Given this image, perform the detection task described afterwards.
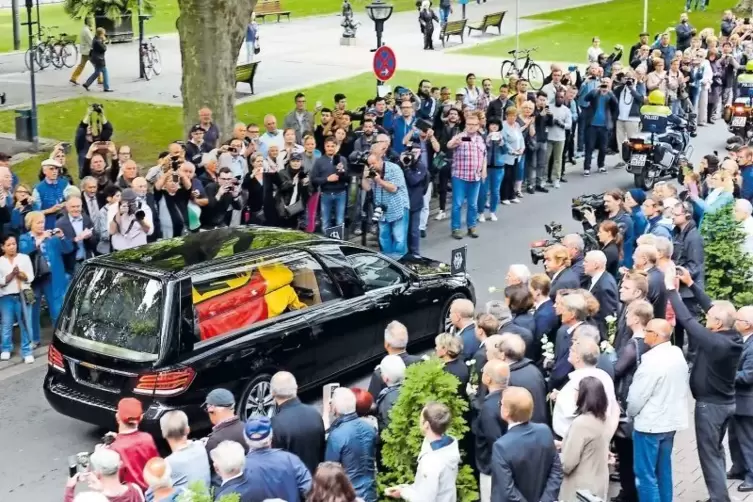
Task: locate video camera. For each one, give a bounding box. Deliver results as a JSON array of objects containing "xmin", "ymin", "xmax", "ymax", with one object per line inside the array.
[
  {"xmin": 571, "ymin": 193, "xmax": 607, "ymax": 223},
  {"xmin": 399, "ymin": 151, "xmax": 416, "ymax": 168},
  {"xmin": 352, "ymin": 150, "xmax": 369, "ymax": 167},
  {"xmin": 530, "ymin": 222, "xmax": 565, "ymax": 265}
]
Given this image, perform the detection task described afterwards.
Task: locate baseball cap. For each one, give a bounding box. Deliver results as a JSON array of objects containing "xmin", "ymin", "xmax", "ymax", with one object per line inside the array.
[
  {"xmin": 121, "ymin": 188, "xmax": 137, "ymax": 202},
  {"xmin": 455, "ymin": 88, "xmax": 466, "ymax": 96},
  {"xmin": 203, "ymin": 388, "xmax": 235, "ymax": 408},
  {"xmin": 289, "ymin": 152, "xmax": 303, "ymax": 162},
  {"xmin": 365, "ymin": 108, "xmax": 377, "ymax": 116},
  {"xmin": 116, "ymin": 397, "xmax": 143, "ymax": 424},
  {"xmin": 245, "ymin": 417, "xmax": 272, "ymax": 441},
  {"xmin": 190, "ymin": 124, "xmax": 205, "ymax": 134}
]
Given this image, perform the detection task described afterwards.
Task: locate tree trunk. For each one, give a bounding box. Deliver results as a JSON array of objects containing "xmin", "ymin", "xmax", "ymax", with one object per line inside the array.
[
  {"xmin": 737, "ymin": 0, "xmax": 753, "ymax": 16},
  {"xmin": 176, "ymin": 0, "xmax": 256, "ymax": 140}
]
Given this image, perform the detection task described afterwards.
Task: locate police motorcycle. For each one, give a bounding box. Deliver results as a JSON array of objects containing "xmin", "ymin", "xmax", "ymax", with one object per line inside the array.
[
  {"xmin": 723, "ymin": 63, "xmax": 753, "ymax": 144},
  {"xmin": 623, "ymin": 90, "xmax": 694, "ymax": 190}
]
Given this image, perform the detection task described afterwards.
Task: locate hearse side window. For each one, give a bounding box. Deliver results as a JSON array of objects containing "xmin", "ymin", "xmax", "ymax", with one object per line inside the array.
[
  {"xmin": 190, "ymin": 252, "xmax": 340, "ymax": 342},
  {"xmin": 340, "ymin": 247, "xmax": 405, "ymax": 292},
  {"xmin": 57, "ymin": 267, "xmax": 163, "ymax": 362}
]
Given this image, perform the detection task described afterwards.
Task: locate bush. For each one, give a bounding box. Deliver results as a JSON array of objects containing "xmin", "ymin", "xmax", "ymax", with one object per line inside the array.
[
  {"xmin": 177, "ymin": 481, "xmax": 240, "ymax": 502},
  {"xmin": 376, "ymin": 358, "xmax": 479, "ymax": 502},
  {"xmin": 700, "ymin": 202, "xmax": 753, "ymax": 307}
]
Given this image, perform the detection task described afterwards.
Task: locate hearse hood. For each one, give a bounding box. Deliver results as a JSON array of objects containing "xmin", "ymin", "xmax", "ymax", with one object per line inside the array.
[{"xmin": 399, "ymin": 255, "xmax": 453, "ymax": 277}]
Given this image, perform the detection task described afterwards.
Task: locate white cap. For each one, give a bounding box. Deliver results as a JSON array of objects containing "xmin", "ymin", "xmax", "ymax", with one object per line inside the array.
[
  {"xmin": 455, "ymin": 88, "xmax": 466, "ymax": 96},
  {"xmin": 41, "ymin": 159, "xmax": 62, "ymax": 168}
]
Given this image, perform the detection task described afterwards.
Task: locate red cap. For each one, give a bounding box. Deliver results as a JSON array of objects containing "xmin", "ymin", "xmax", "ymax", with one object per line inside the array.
[{"xmin": 117, "ymin": 398, "xmax": 143, "ymax": 424}]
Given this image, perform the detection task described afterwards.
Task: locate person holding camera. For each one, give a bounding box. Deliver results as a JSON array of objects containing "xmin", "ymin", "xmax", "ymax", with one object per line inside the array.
[
  {"xmin": 218, "ymin": 138, "xmax": 249, "ymax": 180},
  {"xmin": 75, "ymin": 104, "xmax": 114, "ymax": 175},
  {"xmin": 546, "ymin": 89, "xmax": 573, "ymax": 188},
  {"xmin": 82, "ymin": 140, "xmax": 119, "ymax": 201},
  {"xmin": 613, "ymin": 69, "xmax": 647, "ymax": 168},
  {"xmin": 201, "ymin": 167, "xmax": 244, "ymax": 229},
  {"xmin": 108, "ymin": 189, "xmax": 153, "ymax": 251},
  {"xmin": 400, "ymin": 142, "xmax": 429, "ymax": 257},
  {"xmin": 64, "ymin": 449, "xmax": 144, "ymax": 502},
  {"xmin": 32, "ymin": 159, "xmax": 71, "ymax": 231},
  {"xmin": 9, "ymin": 183, "xmax": 33, "ymax": 235},
  {"xmin": 581, "ymin": 77, "xmax": 618, "ymax": 175},
  {"xmin": 361, "ymin": 153, "xmax": 410, "ymax": 258},
  {"xmin": 312, "ymin": 136, "xmax": 350, "ymax": 231}
]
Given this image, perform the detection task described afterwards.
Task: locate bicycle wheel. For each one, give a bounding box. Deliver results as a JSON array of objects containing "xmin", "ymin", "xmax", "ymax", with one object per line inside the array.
[
  {"xmin": 501, "ymin": 60, "xmax": 518, "ymax": 79},
  {"xmin": 526, "ymin": 63, "xmax": 546, "ymax": 90},
  {"xmin": 50, "ymin": 44, "xmax": 64, "ymax": 69},
  {"xmin": 150, "ymin": 47, "xmax": 162, "ymax": 76},
  {"xmin": 25, "ymin": 48, "xmax": 35, "ymax": 71},
  {"xmin": 35, "ymin": 44, "xmax": 50, "ymax": 70},
  {"xmin": 141, "ymin": 52, "xmax": 154, "ymax": 81},
  {"xmin": 61, "ymin": 42, "xmax": 78, "ymax": 68}
]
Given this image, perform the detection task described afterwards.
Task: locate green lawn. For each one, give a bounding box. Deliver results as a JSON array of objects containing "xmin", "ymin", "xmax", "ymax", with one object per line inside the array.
[
  {"xmin": 457, "ymin": 0, "xmax": 728, "ymax": 62},
  {"xmin": 0, "ymin": 0, "xmax": 418, "ymax": 53},
  {"xmin": 0, "ymin": 69, "xmax": 491, "ymax": 185}
]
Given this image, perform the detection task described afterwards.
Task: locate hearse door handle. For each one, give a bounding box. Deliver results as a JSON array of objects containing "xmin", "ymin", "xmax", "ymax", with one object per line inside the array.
[
  {"xmin": 375, "ymin": 300, "xmax": 390, "ymax": 309},
  {"xmin": 311, "ymin": 325, "xmax": 323, "ymax": 339}
]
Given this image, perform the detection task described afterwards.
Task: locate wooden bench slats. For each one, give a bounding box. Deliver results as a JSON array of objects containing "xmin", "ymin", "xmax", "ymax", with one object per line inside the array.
[
  {"xmin": 440, "ymin": 19, "xmax": 467, "ymax": 47},
  {"xmin": 467, "ymin": 11, "xmax": 506, "ymax": 36},
  {"xmin": 255, "ymin": 1, "xmax": 291, "ymax": 22},
  {"xmin": 235, "ymin": 61, "xmax": 261, "ymax": 94}
]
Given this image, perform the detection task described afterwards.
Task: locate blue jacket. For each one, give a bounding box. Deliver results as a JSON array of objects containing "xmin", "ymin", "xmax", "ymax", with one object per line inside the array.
[
  {"xmin": 651, "ymin": 41, "xmax": 677, "ymax": 68},
  {"xmin": 630, "ymin": 206, "xmax": 648, "ymax": 237},
  {"xmin": 742, "ymin": 165, "xmax": 753, "ymax": 202},
  {"xmin": 646, "ymin": 215, "xmax": 673, "ymax": 239},
  {"xmin": 242, "ymin": 448, "xmax": 312, "ymax": 502},
  {"xmin": 391, "ymin": 116, "xmax": 417, "ymax": 154},
  {"xmin": 325, "ymin": 413, "xmax": 378, "ymax": 502},
  {"xmin": 458, "ymin": 323, "xmax": 480, "ymax": 361},
  {"xmin": 693, "ymin": 190, "xmax": 734, "ymax": 227},
  {"xmin": 19, "ymin": 233, "xmax": 73, "ymax": 301},
  {"xmin": 533, "ymin": 299, "xmax": 558, "ymax": 340},
  {"xmin": 32, "ymin": 179, "xmax": 70, "ymax": 229},
  {"xmin": 404, "ymin": 160, "xmax": 429, "ymax": 212},
  {"xmin": 214, "ymin": 473, "xmax": 258, "ymax": 502}
]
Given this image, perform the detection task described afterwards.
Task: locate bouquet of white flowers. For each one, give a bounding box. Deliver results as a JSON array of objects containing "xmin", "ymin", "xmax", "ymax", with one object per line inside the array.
[{"xmin": 541, "ymin": 334, "xmax": 555, "ymax": 370}]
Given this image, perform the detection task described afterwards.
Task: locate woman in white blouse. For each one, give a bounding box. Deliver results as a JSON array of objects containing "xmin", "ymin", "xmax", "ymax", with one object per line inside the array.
[{"xmin": 0, "ymin": 234, "xmax": 35, "ymax": 363}]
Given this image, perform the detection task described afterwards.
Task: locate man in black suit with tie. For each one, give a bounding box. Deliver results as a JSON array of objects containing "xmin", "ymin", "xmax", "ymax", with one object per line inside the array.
[
  {"xmin": 531, "ymin": 273, "xmax": 559, "ymax": 341},
  {"xmin": 633, "ymin": 244, "xmax": 667, "ymax": 319},
  {"xmin": 451, "ymin": 298, "xmax": 479, "ymax": 361},
  {"xmin": 729, "ymin": 306, "xmax": 753, "ymax": 492},
  {"xmin": 584, "ymin": 250, "xmax": 619, "ymax": 338},
  {"xmin": 545, "ymin": 244, "xmax": 581, "ymax": 300},
  {"xmin": 471, "ymin": 313, "xmax": 500, "ymax": 393},
  {"xmin": 491, "ymin": 387, "xmax": 562, "ymax": 502},
  {"xmin": 56, "ymin": 196, "xmax": 96, "ymax": 275},
  {"xmin": 473, "ymin": 359, "xmax": 509, "ymax": 502},
  {"xmin": 368, "ymin": 321, "xmax": 423, "ymax": 400},
  {"xmin": 497, "ymin": 333, "xmax": 548, "ymax": 424},
  {"xmin": 614, "ymin": 272, "xmax": 649, "ymax": 352},
  {"xmin": 563, "ymin": 233, "xmax": 590, "ymax": 287}
]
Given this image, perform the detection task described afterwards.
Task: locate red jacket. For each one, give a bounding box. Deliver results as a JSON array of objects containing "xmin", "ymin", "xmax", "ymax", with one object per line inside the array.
[{"xmin": 110, "ymin": 430, "xmax": 159, "ymax": 492}]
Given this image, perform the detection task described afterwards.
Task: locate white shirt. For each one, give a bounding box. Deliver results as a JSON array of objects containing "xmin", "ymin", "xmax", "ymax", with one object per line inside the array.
[
  {"xmin": 258, "ymin": 130, "xmax": 285, "ymax": 155},
  {"xmin": 617, "ymin": 87, "xmax": 641, "ymax": 122},
  {"xmin": 110, "ymin": 206, "xmax": 153, "ymax": 251},
  {"xmin": 588, "ymin": 271, "xmax": 604, "ymax": 292},
  {"xmin": 463, "ymin": 87, "xmax": 480, "ymax": 110},
  {"xmin": 552, "ymin": 366, "xmax": 620, "ymax": 438},
  {"xmin": 587, "ymin": 46, "xmax": 604, "ymax": 63},
  {"xmin": 0, "ymin": 254, "xmax": 34, "ymax": 295}
]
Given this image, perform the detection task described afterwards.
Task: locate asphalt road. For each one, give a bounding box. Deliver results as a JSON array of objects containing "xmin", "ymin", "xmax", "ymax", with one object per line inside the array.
[{"xmin": 0, "ymin": 121, "xmax": 727, "ymax": 500}]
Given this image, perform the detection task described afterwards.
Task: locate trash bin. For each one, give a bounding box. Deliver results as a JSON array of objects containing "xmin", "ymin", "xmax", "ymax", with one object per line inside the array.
[{"xmin": 15, "ymin": 108, "xmax": 37, "ymax": 143}]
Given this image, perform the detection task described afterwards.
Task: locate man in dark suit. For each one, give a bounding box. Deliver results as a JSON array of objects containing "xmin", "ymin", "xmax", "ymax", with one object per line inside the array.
[
  {"xmin": 729, "ymin": 306, "xmax": 753, "ymax": 492},
  {"xmin": 269, "ymin": 371, "xmax": 325, "ymax": 476},
  {"xmin": 80, "ymin": 176, "xmax": 101, "ymax": 219},
  {"xmin": 450, "ymin": 298, "xmax": 479, "ymax": 361},
  {"xmin": 545, "ymin": 244, "xmax": 581, "ymax": 300},
  {"xmin": 211, "ymin": 441, "xmax": 257, "ymax": 501},
  {"xmin": 550, "ymin": 293, "xmax": 589, "ymax": 390},
  {"xmin": 633, "ymin": 244, "xmax": 667, "ymax": 319},
  {"xmin": 563, "ymin": 233, "xmax": 590, "ymax": 287},
  {"xmin": 491, "ymin": 387, "xmax": 563, "ymax": 502},
  {"xmin": 473, "ymin": 360, "xmax": 509, "ymax": 501},
  {"xmin": 531, "ymin": 273, "xmax": 559, "ymax": 341},
  {"xmin": 614, "ymin": 271, "xmax": 649, "ymax": 352},
  {"xmin": 584, "ymin": 250, "xmax": 619, "ymax": 337},
  {"xmin": 368, "ymin": 321, "xmax": 422, "ymax": 400},
  {"xmin": 56, "ymin": 195, "xmax": 96, "ymax": 275},
  {"xmin": 498, "ymin": 333, "xmax": 549, "ymax": 424}
]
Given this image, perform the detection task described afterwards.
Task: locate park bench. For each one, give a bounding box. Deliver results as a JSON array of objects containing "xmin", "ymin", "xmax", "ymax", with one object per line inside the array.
[
  {"xmin": 467, "ymin": 11, "xmax": 506, "ymax": 36},
  {"xmin": 440, "ymin": 19, "xmax": 467, "ymax": 47},
  {"xmin": 235, "ymin": 61, "xmax": 261, "ymax": 94},
  {"xmin": 255, "ymin": 0, "xmax": 292, "ymax": 23}
]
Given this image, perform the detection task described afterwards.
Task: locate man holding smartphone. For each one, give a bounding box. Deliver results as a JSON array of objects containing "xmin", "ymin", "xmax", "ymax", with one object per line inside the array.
[
  {"xmin": 311, "ymin": 137, "xmax": 350, "ymax": 230},
  {"xmin": 446, "ymin": 110, "xmax": 486, "ymax": 240}
]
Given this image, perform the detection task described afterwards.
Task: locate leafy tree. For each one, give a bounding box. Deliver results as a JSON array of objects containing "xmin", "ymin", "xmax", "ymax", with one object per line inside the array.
[
  {"xmin": 377, "ymin": 358, "xmax": 479, "ymax": 502},
  {"xmin": 700, "ymin": 202, "xmax": 753, "ymax": 307},
  {"xmin": 64, "ymin": 0, "xmax": 155, "ymax": 22},
  {"xmin": 177, "ymin": 481, "xmax": 240, "ymax": 502}
]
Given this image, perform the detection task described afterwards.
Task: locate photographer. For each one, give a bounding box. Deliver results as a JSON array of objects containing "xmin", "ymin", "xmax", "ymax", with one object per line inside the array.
[
  {"xmin": 581, "ymin": 77, "xmax": 618, "ymax": 175},
  {"xmin": 581, "ymin": 189, "xmax": 636, "ymax": 268},
  {"xmin": 218, "ymin": 139, "xmax": 249, "ymax": 180},
  {"xmin": 361, "ymin": 154, "xmax": 410, "ymax": 258},
  {"xmin": 202, "ymin": 167, "xmax": 244, "ymax": 229},
  {"xmin": 311, "ymin": 136, "xmax": 350, "ymax": 230},
  {"xmin": 350, "ymin": 119, "xmax": 379, "ymax": 156},
  {"xmin": 75, "ymin": 104, "xmax": 114, "ymax": 176},
  {"xmin": 108, "ymin": 189, "xmax": 152, "ymax": 251},
  {"xmin": 63, "ymin": 449, "xmax": 143, "ymax": 502},
  {"xmin": 265, "ymin": 153, "xmax": 310, "ymax": 229},
  {"xmin": 613, "ymin": 69, "xmax": 646, "ymax": 168},
  {"xmin": 82, "ymin": 140, "xmax": 120, "ymax": 201},
  {"xmin": 400, "ymin": 142, "xmax": 429, "ymax": 257}
]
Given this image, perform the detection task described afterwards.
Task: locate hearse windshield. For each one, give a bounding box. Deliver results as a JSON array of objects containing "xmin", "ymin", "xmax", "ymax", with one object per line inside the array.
[{"xmin": 57, "ymin": 267, "xmax": 164, "ymax": 362}]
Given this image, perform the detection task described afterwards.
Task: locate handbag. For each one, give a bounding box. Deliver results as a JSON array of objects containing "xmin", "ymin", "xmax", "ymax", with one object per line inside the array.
[
  {"xmin": 31, "ymin": 250, "xmax": 51, "ymax": 284},
  {"xmin": 431, "ymin": 151, "xmax": 448, "ymax": 175},
  {"xmin": 22, "ymin": 287, "xmax": 35, "ymax": 305},
  {"xmin": 283, "ymin": 179, "xmax": 305, "ymax": 217}
]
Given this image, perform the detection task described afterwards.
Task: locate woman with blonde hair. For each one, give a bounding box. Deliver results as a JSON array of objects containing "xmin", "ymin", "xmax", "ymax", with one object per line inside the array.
[
  {"xmin": 435, "ymin": 332, "xmax": 469, "ymax": 396},
  {"xmin": 83, "ymin": 27, "xmax": 112, "ymax": 92},
  {"xmin": 686, "ymin": 169, "xmax": 735, "ymax": 224},
  {"xmin": 9, "ymin": 183, "xmax": 33, "ymax": 234},
  {"xmin": 646, "ymin": 58, "xmax": 668, "ymax": 93}
]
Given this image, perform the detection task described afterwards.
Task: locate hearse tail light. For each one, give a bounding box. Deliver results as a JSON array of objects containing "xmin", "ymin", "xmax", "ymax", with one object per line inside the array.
[
  {"xmin": 48, "ymin": 345, "xmax": 65, "ymax": 373},
  {"xmin": 134, "ymin": 368, "xmax": 196, "ymax": 397}
]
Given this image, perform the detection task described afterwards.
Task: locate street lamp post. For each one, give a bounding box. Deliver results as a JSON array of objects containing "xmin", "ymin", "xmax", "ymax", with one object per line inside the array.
[
  {"xmin": 366, "ymin": 0, "xmax": 393, "ymax": 50},
  {"xmin": 24, "ymin": 0, "xmax": 39, "ymax": 149}
]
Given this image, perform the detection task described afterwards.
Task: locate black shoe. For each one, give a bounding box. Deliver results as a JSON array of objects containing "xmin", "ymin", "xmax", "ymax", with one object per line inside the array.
[
  {"xmin": 103, "ymin": 89, "xmax": 114, "ymax": 93},
  {"xmin": 0, "ymin": 93, "xmax": 5, "ymax": 105},
  {"xmin": 559, "ymin": 177, "xmax": 568, "ymax": 183},
  {"xmin": 728, "ymin": 471, "xmax": 746, "ymax": 480},
  {"xmin": 739, "ymin": 483, "xmax": 753, "ymax": 492},
  {"xmin": 609, "ymin": 472, "xmax": 621, "ymax": 483},
  {"xmin": 82, "ymin": 84, "xmax": 90, "ymax": 92},
  {"xmin": 526, "ymin": 186, "xmax": 535, "ymax": 194},
  {"xmin": 568, "ymin": 158, "xmax": 576, "ymax": 165},
  {"xmin": 515, "ymin": 190, "xmax": 524, "ymax": 199},
  {"xmin": 420, "ymin": 229, "xmax": 426, "ymax": 238},
  {"xmin": 535, "ymin": 185, "xmax": 549, "ymax": 193}
]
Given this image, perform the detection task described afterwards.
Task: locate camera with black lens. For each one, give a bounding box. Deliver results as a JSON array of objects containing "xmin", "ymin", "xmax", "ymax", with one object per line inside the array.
[
  {"xmin": 128, "ymin": 201, "xmax": 145, "ymax": 221},
  {"xmin": 372, "ymin": 204, "xmax": 387, "ymax": 223},
  {"xmin": 626, "ymin": 77, "xmax": 636, "ymax": 87},
  {"xmin": 91, "ymin": 103, "xmax": 103, "ymax": 114},
  {"xmin": 368, "ymin": 167, "xmax": 378, "ymax": 179},
  {"xmin": 530, "ymin": 222, "xmax": 565, "ymax": 265},
  {"xmin": 571, "ymin": 193, "xmax": 607, "ymax": 223},
  {"xmin": 399, "ymin": 152, "xmax": 416, "ymax": 168},
  {"xmin": 352, "ymin": 150, "xmax": 369, "ymax": 167},
  {"xmin": 170, "ymin": 156, "xmax": 181, "ymax": 170}
]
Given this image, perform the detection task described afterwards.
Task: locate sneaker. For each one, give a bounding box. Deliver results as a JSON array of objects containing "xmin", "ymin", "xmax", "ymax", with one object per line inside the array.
[
  {"xmin": 485, "ymin": 202, "xmax": 490, "ymax": 209},
  {"xmin": 0, "ymin": 352, "xmax": 9, "ymax": 361},
  {"xmin": 535, "ymin": 185, "xmax": 549, "ymax": 193},
  {"xmin": 554, "ymin": 180, "xmax": 561, "ymax": 188},
  {"xmin": 599, "ymin": 167, "xmax": 607, "ymax": 173},
  {"xmin": 511, "ymin": 198, "xmax": 520, "ymax": 203},
  {"xmin": 23, "ymin": 355, "xmax": 34, "ymax": 364},
  {"xmin": 420, "ymin": 229, "xmax": 427, "ymax": 238},
  {"xmin": 451, "ymin": 230, "xmax": 464, "ymax": 240},
  {"xmin": 478, "ymin": 214, "xmax": 486, "ymax": 223},
  {"xmin": 501, "ymin": 200, "xmax": 511, "ymax": 205},
  {"xmin": 489, "ymin": 213, "xmax": 498, "ymax": 222},
  {"xmin": 435, "ymin": 210, "xmax": 447, "ymax": 221},
  {"xmin": 468, "ymin": 227, "xmax": 479, "ymax": 238},
  {"xmin": 526, "ymin": 186, "xmax": 535, "ymax": 195},
  {"xmin": 515, "ymin": 190, "xmax": 524, "ymax": 199},
  {"xmin": 559, "ymin": 177, "xmax": 568, "ymax": 183},
  {"xmin": 545, "ymin": 179, "xmax": 554, "ymax": 187},
  {"xmin": 584, "ymin": 169, "xmax": 591, "ymax": 177}
]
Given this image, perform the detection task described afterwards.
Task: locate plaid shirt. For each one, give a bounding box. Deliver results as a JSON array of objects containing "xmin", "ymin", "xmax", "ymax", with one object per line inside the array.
[
  {"xmin": 451, "ymin": 133, "xmax": 487, "ymax": 182},
  {"xmin": 477, "ymin": 91, "xmax": 496, "ymax": 113}
]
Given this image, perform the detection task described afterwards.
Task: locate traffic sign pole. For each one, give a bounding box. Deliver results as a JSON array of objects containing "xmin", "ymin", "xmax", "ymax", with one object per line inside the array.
[{"xmin": 372, "ymin": 45, "xmax": 397, "ymax": 96}]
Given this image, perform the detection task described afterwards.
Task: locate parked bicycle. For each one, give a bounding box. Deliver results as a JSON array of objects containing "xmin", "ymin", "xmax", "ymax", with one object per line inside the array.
[
  {"xmin": 140, "ymin": 36, "xmax": 162, "ymax": 81},
  {"xmin": 24, "ymin": 26, "xmax": 78, "ymax": 72},
  {"xmin": 500, "ymin": 47, "xmax": 545, "ymax": 90}
]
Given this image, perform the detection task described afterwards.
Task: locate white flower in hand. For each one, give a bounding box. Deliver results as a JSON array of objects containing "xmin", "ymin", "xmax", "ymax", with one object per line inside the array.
[
  {"xmin": 605, "ymin": 315, "xmax": 616, "ymax": 324},
  {"xmin": 488, "ymin": 286, "xmax": 500, "ymax": 293},
  {"xmin": 421, "ymin": 354, "xmax": 431, "ymax": 361},
  {"xmin": 466, "ymin": 359, "xmax": 476, "ymax": 367},
  {"xmin": 466, "ymin": 382, "xmax": 478, "ymax": 396}
]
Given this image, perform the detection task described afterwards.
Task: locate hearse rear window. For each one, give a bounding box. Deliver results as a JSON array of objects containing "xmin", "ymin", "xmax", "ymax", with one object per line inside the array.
[
  {"xmin": 58, "ymin": 267, "xmax": 163, "ymax": 362},
  {"xmin": 191, "ymin": 252, "xmax": 339, "ymax": 341}
]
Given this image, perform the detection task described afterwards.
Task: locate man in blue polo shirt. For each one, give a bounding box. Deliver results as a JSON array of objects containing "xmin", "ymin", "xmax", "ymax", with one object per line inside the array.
[{"xmin": 32, "ymin": 159, "xmax": 70, "ymax": 229}]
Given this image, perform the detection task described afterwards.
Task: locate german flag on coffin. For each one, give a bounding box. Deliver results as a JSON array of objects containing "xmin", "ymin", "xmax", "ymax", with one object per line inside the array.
[{"xmin": 192, "ymin": 262, "xmax": 307, "ymax": 340}]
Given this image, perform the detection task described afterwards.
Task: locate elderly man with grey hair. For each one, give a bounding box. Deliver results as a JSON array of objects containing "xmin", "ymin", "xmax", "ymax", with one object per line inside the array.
[
  {"xmin": 633, "ymin": 243, "xmax": 667, "ymax": 319},
  {"xmin": 64, "ymin": 449, "xmax": 143, "ymax": 501},
  {"xmin": 485, "ymin": 300, "xmax": 533, "ymax": 356},
  {"xmin": 212, "ymin": 440, "xmax": 255, "ymax": 501},
  {"xmin": 729, "ymin": 306, "xmax": 753, "ymax": 490},
  {"xmin": 573, "ymin": 324, "xmax": 615, "ymax": 380},
  {"xmin": 159, "ymin": 410, "xmax": 210, "ymax": 489},
  {"xmin": 735, "ymin": 198, "xmax": 753, "ymax": 257},
  {"xmin": 562, "ymin": 233, "xmax": 588, "ymax": 286},
  {"xmin": 368, "ymin": 320, "xmax": 423, "ymax": 400},
  {"xmin": 269, "ymin": 371, "xmax": 325, "ymax": 475},
  {"xmin": 583, "ymin": 249, "xmax": 618, "ymax": 336},
  {"xmin": 450, "ymin": 298, "xmax": 478, "ymax": 360},
  {"xmin": 666, "ymin": 265, "xmax": 743, "ymax": 501},
  {"xmin": 376, "ymin": 354, "xmax": 407, "ymax": 431},
  {"xmin": 325, "ymin": 387, "xmax": 378, "ymax": 501},
  {"xmin": 550, "ymin": 292, "xmax": 589, "ymax": 391},
  {"xmin": 496, "ymin": 333, "xmax": 548, "ymax": 424},
  {"xmin": 505, "ymin": 264, "xmax": 531, "ymax": 286}
]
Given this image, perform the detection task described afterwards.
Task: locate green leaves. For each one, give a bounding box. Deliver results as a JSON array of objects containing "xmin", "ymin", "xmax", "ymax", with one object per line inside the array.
[
  {"xmin": 63, "ymin": 0, "xmax": 155, "ymax": 21},
  {"xmin": 376, "ymin": 358, "xmax": 479, "ymax": 501},
  {"xmin": 700, "ymin": 203, "xmax": 753, "ymax": 308}
]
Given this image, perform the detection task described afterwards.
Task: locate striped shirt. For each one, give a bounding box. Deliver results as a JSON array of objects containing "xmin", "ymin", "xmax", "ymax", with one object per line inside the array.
[{"xmin": 451, "ymin": 133, "xmax": 486, "ymax": 182}]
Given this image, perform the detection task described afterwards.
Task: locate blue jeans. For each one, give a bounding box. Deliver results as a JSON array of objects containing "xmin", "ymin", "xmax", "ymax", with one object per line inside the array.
[
  {"xmin": 451, "ymin": 177, "xmax": 481, "ymax": 231},
  {"xmin": 0, "ymin": 294, "xmax": 33, "ymax": 357},
  {"xmin": 319, "ymin": 191, "xmax": 347, "ymax": 230},
  {"xmin": 477, "ymin": 167, "xmax": 504, "ymax": 212},
  {"xmin": 84, "ymin": 66, "xmax": 110, "ymax": 90},
  {"xmin": 439, "ymin": 6, "xmax": 450, "ymax": 24},
  {"xmin": 378, "ymin": 209, "xmax": 409, "ymax": 259},
  {"xmin": 32, "ymin": 277, "xmax": 61, "ymax": 344},
  {"xmin": 633, "ymin": 430, "xmax": 675, "ymax": 502}
]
